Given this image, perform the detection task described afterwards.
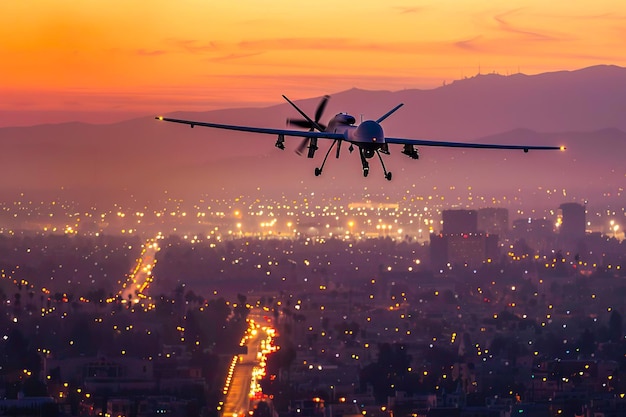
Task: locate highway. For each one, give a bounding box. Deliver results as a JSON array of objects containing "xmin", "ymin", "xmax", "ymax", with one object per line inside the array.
[
  {"xmin": 221, "ymin": 311, "xmax": 276, "ymax": 417},
  {"xmin": 119, "ymin": 240, "xmax": 276, "ymax": 417},
  {"xmin": 118, "ymin": 235, "xmax": 161, "ymax": 304}
]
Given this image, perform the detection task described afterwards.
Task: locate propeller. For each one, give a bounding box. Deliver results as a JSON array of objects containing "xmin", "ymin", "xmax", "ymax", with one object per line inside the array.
[
  {"xmin": 294, "ymin": 134, "xmax": 314, "ymax": 156},
  {"xmin": 287, "ymin": 95, "xmax": 329, "ymax": 156}
]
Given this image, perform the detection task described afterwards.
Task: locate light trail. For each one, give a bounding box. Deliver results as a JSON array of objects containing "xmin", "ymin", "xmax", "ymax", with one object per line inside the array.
[
  {"xmin": 118, "ymin": 234, "xmax": 162, "ymax": 305},
  {"xmin": 220, "ymin": 310, "xmax": 277, "ymax": 417}
]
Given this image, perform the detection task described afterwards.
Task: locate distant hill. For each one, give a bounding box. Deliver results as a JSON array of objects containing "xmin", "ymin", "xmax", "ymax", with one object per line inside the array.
[{"xmin": 1, "ymin": 65, "xmax": 625, "ymax": 206}]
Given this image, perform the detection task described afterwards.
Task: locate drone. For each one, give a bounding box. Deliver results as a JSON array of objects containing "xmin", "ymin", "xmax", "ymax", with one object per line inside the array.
[{"xmin": 157, "ymin": 95, "xmax": 564, "ymax": 180}]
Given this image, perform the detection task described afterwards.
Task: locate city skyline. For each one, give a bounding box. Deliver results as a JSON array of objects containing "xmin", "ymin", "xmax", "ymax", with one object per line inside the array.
[{"xmin": 0, "ymin": 199, "xmax": 624, "ymax": 416}]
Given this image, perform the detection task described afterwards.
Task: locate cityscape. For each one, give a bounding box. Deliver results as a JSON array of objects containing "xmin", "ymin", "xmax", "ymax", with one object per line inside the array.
[{"xmin": 0, "ymin": 186, "xmax": 624, "ymax": 416}]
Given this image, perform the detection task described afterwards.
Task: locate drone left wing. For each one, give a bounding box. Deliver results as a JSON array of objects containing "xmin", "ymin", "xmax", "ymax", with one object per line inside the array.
[
  {"xmin": 156, "ymin": 116, "xmax": 344, "ymax": 141},
  {"xmin": 385, "ymin": 136, "xmax": 565, "ymax": 152}
]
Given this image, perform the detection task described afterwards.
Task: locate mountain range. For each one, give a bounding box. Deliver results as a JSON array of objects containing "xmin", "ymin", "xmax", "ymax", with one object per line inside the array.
[{"xmin": 1, "ymin": 65, "xmax": 625, "ymax": 208}]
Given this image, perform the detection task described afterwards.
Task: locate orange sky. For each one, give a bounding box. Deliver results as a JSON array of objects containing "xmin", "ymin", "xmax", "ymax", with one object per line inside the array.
[{"xmin": 2, "ymin": 1, "xmax": 626, "ymax": 126}]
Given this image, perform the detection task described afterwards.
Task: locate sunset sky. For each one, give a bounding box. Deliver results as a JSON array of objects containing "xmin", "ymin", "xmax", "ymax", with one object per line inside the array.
[{"xmin": 2, "ymin": 1, "xmax": 625, "ymax": 126}]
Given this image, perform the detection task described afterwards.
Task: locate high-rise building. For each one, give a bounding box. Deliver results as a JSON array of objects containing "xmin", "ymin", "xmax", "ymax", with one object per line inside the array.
[
  {"xmin": 442, "ymin": 209, "xmax": 477, "ymax": 234},
  {"xmin": 559, "ymin": 203, "xmax": 586, "ymax": 241},
  {"xmin": 478, "ymin": 208, "xmax": 509, "ymax": 236},
  {"xmin": 433, "ymin": 209, "xmax": 504, "ymax": 268},
  {"xmin": 511, "ymin": 218, "xmax": 555, "ymax": 252},
  {"xmin": 430, "ymin": 233, "xmax": 499, "ymax": 268}
]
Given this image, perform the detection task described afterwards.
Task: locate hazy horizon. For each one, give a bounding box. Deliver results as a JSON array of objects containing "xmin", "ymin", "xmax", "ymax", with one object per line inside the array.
[{"xmin": 1, "ymin": 64, "xmax": 625, "ymax": 128}]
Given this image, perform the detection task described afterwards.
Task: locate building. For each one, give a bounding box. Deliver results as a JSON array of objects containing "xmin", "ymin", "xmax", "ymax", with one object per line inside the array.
[
  {"xmin": 432, "ymin": 210, "xmax": 502, "ymax": 268},
  {"xmin": 478, "ymin": 208, "xmax": 509, "ymax": 236},
  {"xmin": 442, "ymin": 210, "xmax": 478, "ymax": 235},
  {"xmin": 558, "ymin": 203, "xmax": 586, "ymax": 241},
  {"xmin": 510, "ymin": 218, "xmax": 555, "ymax": 252},
  {"xmin": 430, "ymin": 233, "xmax": 499, "ymax": 268}
]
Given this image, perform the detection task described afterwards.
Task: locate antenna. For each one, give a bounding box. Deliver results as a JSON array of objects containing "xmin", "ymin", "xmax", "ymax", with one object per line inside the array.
[{"xmin": 376, "ymin": 103, "xmax": 404, "ymax": 123}]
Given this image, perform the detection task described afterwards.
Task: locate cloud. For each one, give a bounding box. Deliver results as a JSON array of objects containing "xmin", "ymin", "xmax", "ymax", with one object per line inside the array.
[
  {"xmin": 238, "ymin": 37, "xmax": 354, "ymax": 51},
  {"xmin": 451, "ymin": 33, "xmax": 614, "ymax": 62},
  {"xmin": 135, "ymin": 49, "xmax": 166, "ymax": 56},
  {"xmin": 173, "ymin": 32, "xmax": 584, "ymax": 61},
  {"xmin": 206, "ymin": 52, "xmax": 265, "ymax": 62},
  {"xmin": 236, "ymin": 37, "xmax": 453, "ymax": 55},
  {"xmin": 492, "ymin": 9, "xmax": 562, "ymax": 42},
  {"xmin": 541, "ymin": 11, "xmax": 626, "ymax": 22},
  {"xmin": 171, "ymin": 39, "xmax": 220, "ymax": 54},
  {"xmin": 393, "ymin": 6, "xmax": 424, "ymax": 14},
  {"xmin": 454, "ymin": 36, "xmax": 483, "ymax": 52}
]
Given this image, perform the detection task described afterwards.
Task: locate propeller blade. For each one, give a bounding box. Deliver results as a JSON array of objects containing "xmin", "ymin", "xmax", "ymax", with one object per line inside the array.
[
  {"xmin": 282, "ymin": 95, "xmax": 325, "ymax": 132},
  {"xmin": 314, "ymin": 95, "xmax": 330, "ymax": 123},
  {"xmin": 295, "ymin": 138, "xmax": 309, "ymax": 156},
  {"xmin": 282, "ymin": 95, "xmax": 328, "ymax": 132},
  {"xmin": 287, "ymin": 118, "xmax": 313, "ymax": 129}
]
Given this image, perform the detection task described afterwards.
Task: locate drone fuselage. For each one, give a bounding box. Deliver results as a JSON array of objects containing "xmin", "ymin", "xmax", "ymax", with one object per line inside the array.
[{"xmin": 326, "ymin": 115, "xmax": 385, "ymax": 158}]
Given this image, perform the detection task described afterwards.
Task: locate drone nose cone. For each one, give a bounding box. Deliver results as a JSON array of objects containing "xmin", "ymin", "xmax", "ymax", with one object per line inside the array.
[{"xmin": 355, "ymin": 120, "xmax": 384, "ymax": 143}]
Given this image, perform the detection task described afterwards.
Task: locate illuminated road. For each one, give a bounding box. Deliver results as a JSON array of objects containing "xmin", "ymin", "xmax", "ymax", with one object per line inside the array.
[
  {"xmin": 119, "ymin": 235, "xmax": 161, "ymax": 304},
  {"xmin": 221, "ymin": 311, "xmax": 276, "ymax": 417}
]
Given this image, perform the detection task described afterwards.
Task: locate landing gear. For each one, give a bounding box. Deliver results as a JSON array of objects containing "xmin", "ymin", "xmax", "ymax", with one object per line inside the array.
[
  {"xmin": 357, "ymin": 148, "xmax": 392, "ymax": 180},
  {"xmin": 307, "ymin": 138, "xmax": 318, "ymax": 158},
  {"xmin": 359, "ymin": 148, "xmax": 370, "ymax": 177},
  {"xmin": 376, "ymin": 150, "xmax": 392, "ymax": 181},
  {"xmin": 314, "ymin": 139, "xmax": 339, "ymax": 177},
  {"xmin": 313, "ymin": 143, "xmax": 392, "ymax": 180}
]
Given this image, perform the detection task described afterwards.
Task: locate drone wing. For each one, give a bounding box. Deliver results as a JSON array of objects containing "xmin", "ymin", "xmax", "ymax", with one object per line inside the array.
[
  {"xmin": 156, "ymin": 116, "xmax": 344, "ymax": 141},
  {"xmin": 385, "ymin": 136, "xmax": 564, "ymax": 152}
]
